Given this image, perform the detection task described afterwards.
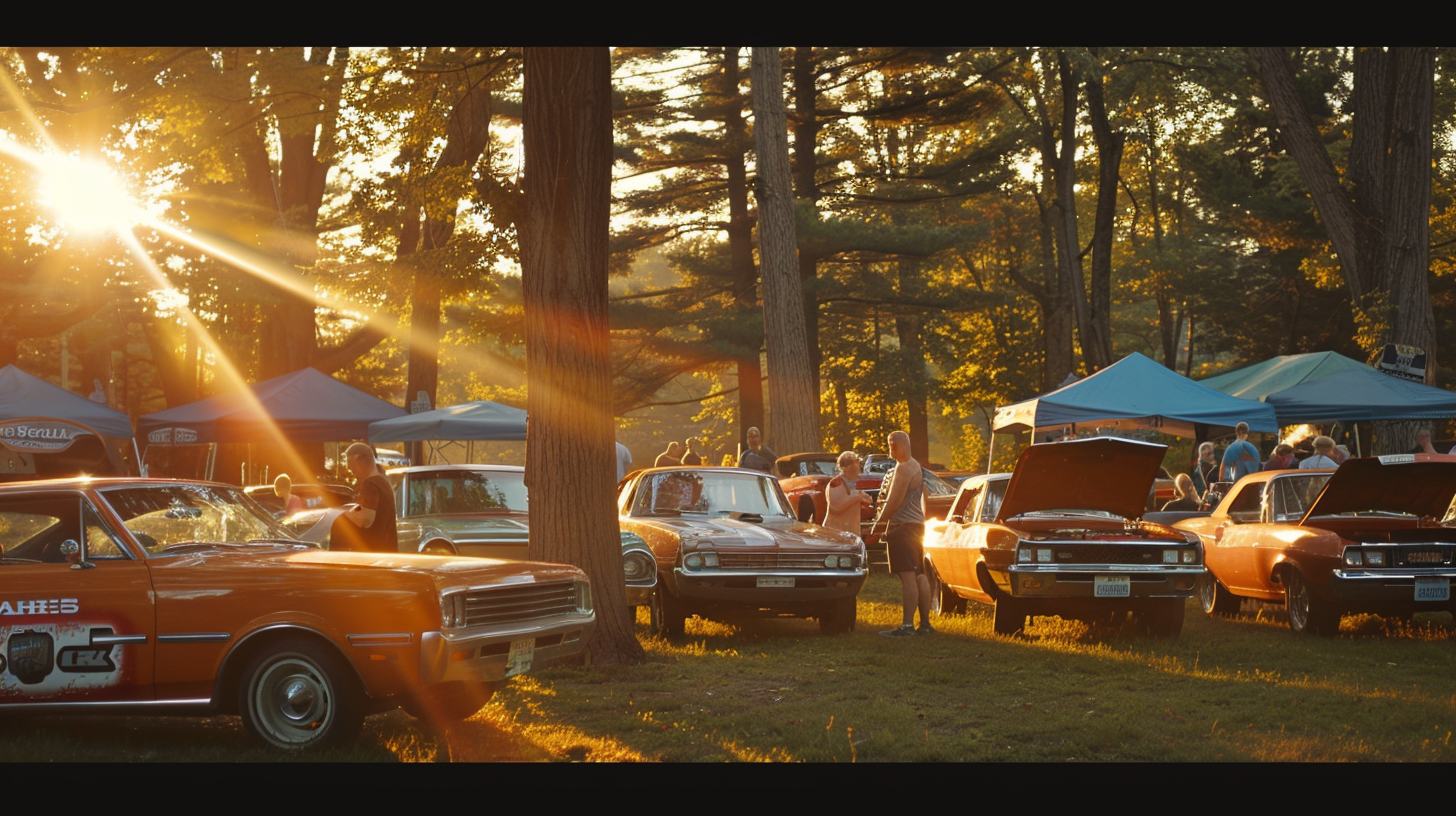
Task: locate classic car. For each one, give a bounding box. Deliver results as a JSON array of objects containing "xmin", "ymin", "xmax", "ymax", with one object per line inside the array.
[
  {"xmin": 0, "ymin": 477, "xmax": 595, "ymax": 750},
  {"xmin": 619, "ymin": 466, "xmax": 867, "ymax": 637},
  {"xmin": 244, "ymin": 481, "xmax": 353, "ymax": 517},
  {"xmin": 1175, "ymin": 454, "xmax": 1456, "ymax": 634},
  {"xmin": 776, "ymin": 453, "xmax": 957, "ymax": 544},
  {"xmin": 923, "ymin": 437, "xmax": 1204, "ymax": 637},
  {"xmin": 283, "ymin": 464, "xmax": 656, "ymax": 608}
]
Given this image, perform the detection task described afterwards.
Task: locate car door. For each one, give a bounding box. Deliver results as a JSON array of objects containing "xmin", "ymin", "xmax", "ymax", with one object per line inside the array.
[
  {"xmin": 0, "ymin": 491, "xmax": 155, "ymax": 703},
  {"xmin": 1207, "ymin": 483, "xmax": 1270, "ymax": 596}
]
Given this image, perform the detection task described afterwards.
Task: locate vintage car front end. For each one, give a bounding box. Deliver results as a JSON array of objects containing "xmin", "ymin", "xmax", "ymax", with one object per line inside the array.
[
  {"xmin": 1001, "ymin": 527, "xmax": 1204, "ymax": 602},
  {"xmin": 1330, "ymin": 541, "xmax": 1456, "ymax": 607},
  {"xmin": 669, "ymin": 532, "xmax": 867, "ymax": 611},
  {"xmin": 619, "ymin": 531, "xmax": 658, "ymax": 607}
]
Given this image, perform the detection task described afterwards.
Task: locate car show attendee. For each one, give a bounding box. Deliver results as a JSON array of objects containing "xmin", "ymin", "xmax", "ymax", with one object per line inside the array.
[
  {"xmin": 1262, "ymin": 443, "xmax": 1296, "ymax": 471},
  {"xmin": 737, "ymin": 426, "xmax": 778, "ymax": 474},
  {"xmin": 338, "ymin": 442, "xmax": 398, "ymax": 552},
  {"xmin": 616, "ymin": 440, "xmax": 633, "ymax": 482},
  {"xmin": 1190, "ymin": 441, "xmax": 1220, "ymax": 499},
  {"xmin": 1160, "ymin": 473, "xmax": 1201, "ymax": 511},
  {"xmin": 654, "ymin": 441, "xmax": 682, "ymax": 467},
  {"xmin": 1221, "ymin": 422, "xmax": 1261, "ymax": 483},
  {"xmin": 1413, "ymin": 428, "xmax": 1438, "ymax": 455},
  {"xmin": 876, "ymin": 430, "xmax": 933, "ymax": 638},
  {"xmin": 1299, "ymin": 436, "xmax": 1340, "ymax": 469},
  {"xmin": 824, "ymin": 450, "xmax": 871, "ymax": 534},
  {"xmin": 681, "ymin": 437, "xmax": 703, "ymax": 466},
  {"xmin": 274, "ymin": 473, "xmax": 305, "ymax": 515}
]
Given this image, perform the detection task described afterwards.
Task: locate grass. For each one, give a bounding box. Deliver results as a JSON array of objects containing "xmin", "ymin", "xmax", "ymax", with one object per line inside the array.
[{"xmin": 6, "ymin": 572, "xmax": 1456, "ymax": 761}]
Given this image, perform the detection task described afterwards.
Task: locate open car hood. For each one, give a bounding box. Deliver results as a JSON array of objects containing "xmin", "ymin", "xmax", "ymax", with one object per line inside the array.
[
  {"xmin": 1302, "ymin": 453, "xmax": 1456, "ymax": 521},
  {"xmin": 997, "ymin": 437, "xmax": 1166, "ymax": 522}
]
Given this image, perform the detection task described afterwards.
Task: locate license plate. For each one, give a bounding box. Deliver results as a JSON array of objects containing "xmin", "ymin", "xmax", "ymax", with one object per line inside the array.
[
  {"xmin": 505, "ymin": 639, "xmax": 535, "ymax": 677},
  {"xmin": 1415, "ymin": 577, "xmax": 1450, "ymax": 602},
  {"xmin": 1094, "ymin": 575, "xmax": 1130, "ymax": 598},
  {"xmin": 757, "ymin": 576, "xmax": 794, "ymax": 588}
]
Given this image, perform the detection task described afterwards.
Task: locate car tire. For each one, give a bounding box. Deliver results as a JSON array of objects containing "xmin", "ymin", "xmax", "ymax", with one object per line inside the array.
[
  {"xmin": 1142, "ymin": 598, "xmax": 1186, "ymax": 638},
  {"xmin": 926, "ymin": 564, "xmax": 966, "ymax": 616},
  {"xmin": 404, "ymin": 682, "xmax": 494, "ymax": 724},
  {"xmin": 650, "ymin": 589, "xmax": 687, "ymax": 639},
  {"xmin": 797, "ymin": 496, "xmax": 816, "ymax": 523},
  {"xmin": 421, "ymin": 539, "xmax": 455, "ymax": 555},
  {"xmin": 992, "ymin": 597, "xmax": 1024, "ymax": 636},
  {"xmin": 238, "ymin": 638, "xmax": 363, "ymax": 751},
  {"xmin": 1285, "ymin": 568, "xmax": 1340, "ymax": 635},
  {"xmin": 818, "ymin": 595, "xmax": 856, "ymax": 635},
  {"xmin": 1198, "ymin": 572, "xmax": 1240, "ymax": 616}
]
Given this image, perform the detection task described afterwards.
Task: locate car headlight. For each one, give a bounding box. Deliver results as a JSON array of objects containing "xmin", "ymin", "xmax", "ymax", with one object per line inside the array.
[
  {"xmin": 1182, "ymin": 549, "xmax": 1197, "ymax": 564},
  {"xmin": 622, "ymin": 550, "xmax": 656, "ymax": 581},
  {"xmin": 574, "ymin": 579, "xmax": 594, "ymax": 614},
  {"xmin": 1343, "ymin": 548, "xmax": 1363, "ymax": 567},
  {"xmin": 1366, "ymin": 550, "xmax": 1385, "ymax": 567},
  {"xmin": 440, "ymin": 592, "xmax": 466, "ymax": 628},
  {"xmin": 1163, "ymin": 549, "xmax": 1179, "ymax": 564}
]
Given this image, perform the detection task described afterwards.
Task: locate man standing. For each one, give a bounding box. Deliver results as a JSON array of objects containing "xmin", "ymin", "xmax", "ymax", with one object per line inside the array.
[
  {"xmin": 736, "ymin": 426, "xmax": 778, "ymax": 474},
  {"xmin": 681, "ymin": 437, "xmax": 703, "ymax": 466},
  {"xmin": 615, "ymin": 440, "xmax": 633, "ymax": 482},
  {"xmin": 654, "ymin": 441, "xmax": 682, "ymax": 467},
  {"xmin": 876, "ymin": 431, "xmax": 933, "ymax": 638},
  {"xmin": 1190, "ymin": 441, "xmax": 1219, "ymax": 498},
  {"xmin": 338, "ymin": 442, "xmax": 397, "ymax": 553},
  {"xmin": 1221, "ymin": 422, "xmax": 1260, "ymax": 484}
]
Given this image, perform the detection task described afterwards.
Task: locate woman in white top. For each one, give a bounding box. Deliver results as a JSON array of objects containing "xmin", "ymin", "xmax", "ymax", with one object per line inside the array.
[
  {"xmin": 1299, "ymin": 435, "xmax": 1340, "ymax": 469},
  {"xmin": 823, "ymin": 450, "xmax": 871, "ymax": 534}
]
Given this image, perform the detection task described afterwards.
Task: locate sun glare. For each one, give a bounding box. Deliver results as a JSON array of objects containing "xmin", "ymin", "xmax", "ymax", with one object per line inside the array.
[{"xmin": 37, "ymin": 155, "xmax": 139, "ymax": 235}]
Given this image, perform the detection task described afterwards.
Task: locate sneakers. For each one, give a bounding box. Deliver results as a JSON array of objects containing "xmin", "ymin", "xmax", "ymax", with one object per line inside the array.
[
  {"xmin": 879, "ymin": 624, "xmax": 916, "ymax": 638},
  {"xmin": 916, "ymin": 622, "xmax": 936, "ymax": 635}
]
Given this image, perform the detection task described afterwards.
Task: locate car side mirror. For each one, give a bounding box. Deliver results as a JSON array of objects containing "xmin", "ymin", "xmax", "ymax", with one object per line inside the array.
[{"xmin": 61, "ymin": 539, "xmax": 94, "ymax": 570}]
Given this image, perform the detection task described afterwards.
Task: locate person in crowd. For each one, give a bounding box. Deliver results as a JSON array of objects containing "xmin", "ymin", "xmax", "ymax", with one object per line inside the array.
[
  {"xmin": 654, "ymin": 441, "xmax": 682, "ymax": 468},
  {"xmin": 1221, "ymin": 422, "xmax": 1261, "ymax": 483},
  {"xmin": 1414, "ymin": 428, "xmax": 1439, "ymax": 455},
  {"xmin": 615, "ymin": 440, "xmax": 632, "ymax": 482},
  {"xmin": 1190, "ymin": 441, "xmax": 1220, "ymax": 498},
  {"xmin": 737, "ymin": 426, "xmax": 778, "ymax": 474},
  {"xmin": 336, "ymin": 443, "xmax": 397, "ymax": 553},
  {"xmin": 1333, "ymin": 444, "xmax": 1351, "ymax": 464},
  {"xmin": 1262, "ymin": 443, "xmax": 1296, "ymax": 471},
  {"xmin": 824, "ymin": 450, "xmax": 871, "ymax": 534},
  {"xmin": 875, "ymin": 431, "xmax": 933, "ymax": 638},
  {"xmin": 274, "ymin": 473, "xmax": 305, "ymax": 515},
  {"xmin": 681, "ymin": 438, "xmax": 703, "ymax": 466},
  {"xmin": 1160, "ymin": 473, "xmax": 1200, "ymax": 511},
  {"xmin": 1299, "ymin": 436, "xmax": 1340, "ymax": 469}
]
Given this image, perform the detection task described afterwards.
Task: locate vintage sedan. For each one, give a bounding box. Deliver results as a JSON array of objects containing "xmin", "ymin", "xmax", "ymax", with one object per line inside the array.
[
  {"xmin": 924, "ymin": 438, "xmax": 1203, "ymax": 637},
  {"xmin": 619, "ymin": 467, "xmax": 866, "ymax": 637},
  {"xmin": 1176, "ymin": 454, "xmax": 1456, "ymax": 634},
  {"xmin": 284, "ymin": 464, "xmax": 656, "ymax": 607},
  {"xmin": 0, "ymin": 477, "xmax": 595, "ymax": 749}
]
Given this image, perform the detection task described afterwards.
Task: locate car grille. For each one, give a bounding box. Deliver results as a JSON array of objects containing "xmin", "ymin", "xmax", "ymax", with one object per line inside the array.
[
  {"xmin": 716, "ymin": 552, "xmax": 841, "ymax": 570},
  {"xmin": 1042, "ymin": 543, "xmax": 1180, "ymax": 565},
  {"xmin": 1394, "ymin": 545, "xmax": 1456, "ymax": 567},
  {"xmin": 461, "ymin": 581, "xmax": 577, "ymax": 627}
]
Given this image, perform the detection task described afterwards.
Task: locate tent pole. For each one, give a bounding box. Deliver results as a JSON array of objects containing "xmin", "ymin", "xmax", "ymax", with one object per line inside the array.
[
  {"xmin": 986, "ymin": 432, "xmax": 995, "ymax": 472},
  {"xmin": 133, "ymin": 439, "xmax": 146, "ymax": 477},
  {"xmin": 1354, "ymin": 424, "xmax": 1362, "ymax": 458}
]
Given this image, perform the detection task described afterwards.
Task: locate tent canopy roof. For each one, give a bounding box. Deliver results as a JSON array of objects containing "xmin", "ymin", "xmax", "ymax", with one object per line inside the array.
[
  {"xmin": 1265, "ymin": 367, "xmax": 1456, "ymax": 423},
  {"xmin": 138, "ymin": 368, "xmax": 405, "ymax": 445},
  {"xmin": 368, "ymin": 400, "xmax": 526, "ymax": 443},
  {"xmin": 1197, "ymin": 351, "xmax": 1370, "ymax": 401},
  {"xmin": 994, "ymin": 352, "xmax": 1278, "ymax": 438},
  {"xmin": 0, "ymin": 365, "xmax": 133, "ymax": 438}
]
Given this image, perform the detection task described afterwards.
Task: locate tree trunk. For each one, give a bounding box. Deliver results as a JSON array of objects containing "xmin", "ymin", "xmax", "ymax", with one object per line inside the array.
[
  {"xmin": 521, "ymin": 47, "xmax": 643, "ymax": 665},
  {"xmin": 792, "ymin": 46, "xmax": 823, "ymax": 402},
  {"xmin": 751, "ymin": 47, "xmax": 820, "ymax": 454},
  {"xmin": 722, "ymin": 47, "xmax": 765, "ymax": 445},
  {"xmin": 1084, "ymin": 50, "xmax": 1121, "ymax": 370}
]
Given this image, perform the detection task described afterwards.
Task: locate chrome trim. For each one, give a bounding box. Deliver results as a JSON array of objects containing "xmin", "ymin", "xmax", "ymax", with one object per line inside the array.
[
  {"xmin": 1008, "ymin": 564, "xmax": 1205, "ymax": 575},
  {"xmin": 157, "ymin": 633, "xmax": 232, "ymax": 644},
  {"xmin": 347, "ymin": 633, "xmax": 413, "ymax": 647},
  {"xmin": 91, "ymin": 633, "xmax": 148, "ymax": 645},
  {"xmin": 1333, "ymin": 568, "xmax": 1456, "ymax": 581},
  {"xmin": 674, "ymin": 567, "xmax": 866, "ymax": 580},
  {"xmin": 3, "ymin": 698, "xmax": 213, "ymax": 713}
]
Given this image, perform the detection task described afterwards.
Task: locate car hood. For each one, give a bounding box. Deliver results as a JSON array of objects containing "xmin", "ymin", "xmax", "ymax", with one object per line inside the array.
[
  {"xmin": 1303, "ymin": 453, "xmax": 1456, "ymax": 521},
  {"xmin": 146, "ymin": 546, "xmax": 584, "ymax": 589},
  {"xmin": 635, "ymin": 516, "xmax": 859, "ymax": 550},
  {"xmin": 998, "ymin": 437, "xmax": 1166, "ymax": 522}
]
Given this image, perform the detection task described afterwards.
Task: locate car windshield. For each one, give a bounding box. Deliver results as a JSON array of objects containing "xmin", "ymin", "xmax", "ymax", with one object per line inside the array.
[
  {"xmin": 798, "ymin": 460, "xmax": 837, "ymax": 476},
  {"xmin": 101, "ymin": 484, "xmax": 299, "ymax": 555},
  {"xmin": 402, "ymin": 470, "xmax": 528, "ymax": 515},
  {"xmin": 631, "ymin": 470, "xmax": 793, "ymax": 519}
]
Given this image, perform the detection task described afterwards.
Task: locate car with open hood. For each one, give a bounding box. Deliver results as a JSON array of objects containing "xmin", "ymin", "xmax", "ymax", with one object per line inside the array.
[
  {"xmin": 619, "ymin": 466, "xmax": 866, "ymax": 637},
  {"xmin": 283, "ymin": 464, "xmax": 657, "ymax": 609},
  {"xmin": 924, "ymin": 437, "xmax": 1203, "ymax": 637},
  {"xmin": 0, "ymin": 477, "xmax": 594, "ymax": 750},
  {"xmin": 1176, "ymin": 453, "xmax": 1456, "ymax": 634}
]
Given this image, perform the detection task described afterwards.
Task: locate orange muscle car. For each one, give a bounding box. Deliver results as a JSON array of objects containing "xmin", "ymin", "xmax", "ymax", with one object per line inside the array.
[
  {"xmin": 924, "ymin": 438, "xmax": 1203, "ymax": 637},
  {"xmin": 1176, "ymin": 454, "xmax": 1456, "ymax": 634},
  {"xmin": 0, "ymin": 477, "xmax": 594, "ymax": 749}
]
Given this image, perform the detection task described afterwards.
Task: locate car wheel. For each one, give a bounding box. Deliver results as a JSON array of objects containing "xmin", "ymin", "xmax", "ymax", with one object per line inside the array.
[
  {"xmin": 1285, "ymin": 567, "xmax": 1340, "ymax": 635},
  {"xmin": 1142, "ymin": 598, "xmax": 1186, "ymax": 638},
  {"xmin": 421, "ymin": 540, "xmax": 455, "ymax": 555},
  {"xmin": 404, "ymin": 682, "xmax": 494, "ymax": 724},
  {"xmin": 797, "ymin": 496, "xmax": 816, "ymax": 523},
  {"xmin": 818, "ymin": 595, "xmax": 856, "ymax": 635},
  {"xmin": 1198, "ymin": 572, "xmax": 1241, "ymax": 616},
  {"xmin": 650, "ymin": 589, "xmax": 686, "ymax": 639},
  {"xmin": 926, "ymin": 564, "xmax": 966, "ymax": 616},
  {"xmin": 992, "ymin": 597, "xmax": 1024, "ymax": 636},
  {"xmin": 239, "ymin": 639, "xmax": 363, "ymax": 751}
]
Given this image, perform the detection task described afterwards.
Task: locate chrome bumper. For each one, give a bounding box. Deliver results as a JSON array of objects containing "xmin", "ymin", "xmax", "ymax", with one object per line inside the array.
[
  {"xmin": 1003, "ymin": 564, "xmax": 1203, "ymax": 599},
  {"xmin": 1330, "ymin": 568, "xmax": 1456, "ymax": 602},
  {"xmin": 418, "ymin": 613, "xmax": 595, "ymax": 685}
]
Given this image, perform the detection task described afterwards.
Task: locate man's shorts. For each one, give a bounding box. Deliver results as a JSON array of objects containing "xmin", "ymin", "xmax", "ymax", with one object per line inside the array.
[{"xmin": 886, "ymin": 523, "xmax": 924, "ymax": 575}]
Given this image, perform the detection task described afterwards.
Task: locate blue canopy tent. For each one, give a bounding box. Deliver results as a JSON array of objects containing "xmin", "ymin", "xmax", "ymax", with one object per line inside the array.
[
  {"xmin": 368, "ymin": 400, "xmax": 526, "ymax": 465},
  {"xmin": 1265, "ymin": 367, "xmax": 1456, "ymax": 423},
  {"xmin": 1197, "ymin": 351, "xmax": 1370, "ymax": 400},
  {"xmin": 0, "ymin": 365, "xmax": 139, "ymax": 478},
  {"xmin": 992, "ymin": 353, "xmax": 1277, "ymax": 465}
]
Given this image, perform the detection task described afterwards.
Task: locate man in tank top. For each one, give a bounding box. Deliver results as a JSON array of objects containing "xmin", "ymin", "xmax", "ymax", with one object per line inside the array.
[{"xmin": 875, "ymin": 431, "xmax": 933, "ymax": 637}]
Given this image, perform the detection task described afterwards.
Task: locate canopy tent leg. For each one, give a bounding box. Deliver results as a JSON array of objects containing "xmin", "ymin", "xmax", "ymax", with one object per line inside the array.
[{"xmin": 134, "ymin": 439, "xmax": 147, "ymax": 477}]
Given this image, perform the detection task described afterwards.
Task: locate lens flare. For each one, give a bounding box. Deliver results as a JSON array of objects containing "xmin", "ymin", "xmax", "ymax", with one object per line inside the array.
[{"xmin": 37, "ymin": 155, "xmax": 139, "ymax": 235}]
